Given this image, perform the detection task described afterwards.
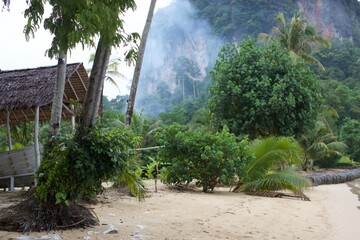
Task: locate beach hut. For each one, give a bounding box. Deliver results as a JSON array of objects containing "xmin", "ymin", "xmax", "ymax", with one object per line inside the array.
[{"xmin": 0, "ymin": 63, "xmax": 89, "ymax": 191}]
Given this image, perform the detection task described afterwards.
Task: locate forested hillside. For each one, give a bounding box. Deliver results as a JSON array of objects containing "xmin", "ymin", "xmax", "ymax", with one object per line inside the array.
[
  {"xmin": 190, "ymin": 0, "xmax": 360, "ymax": 44},
  {"xmin": 135, "ymin": 0, "xmax": 360, "ymax": 118}
]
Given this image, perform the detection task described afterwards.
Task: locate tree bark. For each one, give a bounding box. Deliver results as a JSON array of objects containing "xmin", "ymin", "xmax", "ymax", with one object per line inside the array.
[
  {"xmin": 125, "ymin": 0, "xmax": 157, "ymax": 125},
  {"xmin": 76, "ymin": 37, "xmax": 111, "ymax": 138},
  {"xmin": 49, "ymin": 52, "xmax": 67, "ymax": 137}
]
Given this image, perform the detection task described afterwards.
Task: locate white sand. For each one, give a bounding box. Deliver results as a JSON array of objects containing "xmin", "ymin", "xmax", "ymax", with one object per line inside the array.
[{"xmin": 1, "ymin": 180, "xmax": 360, "ymax": 240}]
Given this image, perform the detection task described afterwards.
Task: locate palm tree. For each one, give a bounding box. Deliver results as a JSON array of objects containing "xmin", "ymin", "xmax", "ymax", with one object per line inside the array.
[
  {"xmin": 298, "ymin": 107, "xmax": 347, "ymax": 170},
  {"xmin": 88, "ymin": 53, "xmax": 128, "ymax": 93},
  {"xmin": 236, "ymin": 137, "xmax": 311, "ymax": 195},
  {"xmin": 259, "ymin": 12, "xmax": 329, "ymax": 71},
  {"xmin": 126, "ymin": 0, "xmax": 157, "ymax": 125},
  {"xmin": 112, "ymin": 157, "xmax": 146, "ymax": 200},
  {"xmin": 49, "ymin": 53, "xmax": 67, "ymax": 136},
  {"xmin": 188, "ymin": 107, "xmax": 214, "ymax": 131}
]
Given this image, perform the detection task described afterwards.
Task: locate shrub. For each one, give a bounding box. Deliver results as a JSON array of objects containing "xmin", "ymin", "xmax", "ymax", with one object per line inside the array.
[
  {"xmin": 340, "ymin": 119, "xmax": 360, "ymax": 162},
  {"xmin": 36, "ymin": 127, "xmax": 139, "ymax": 204},
  {"xmin": 315, "ymin": 155, "xmax": 341, "ymax": 169},
  {"xmin": 156, "ymin": 123, "xmax": 252, "ymax": 192}
]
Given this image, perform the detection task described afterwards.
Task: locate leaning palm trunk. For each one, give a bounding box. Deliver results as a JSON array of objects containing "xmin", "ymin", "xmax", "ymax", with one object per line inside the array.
[
  {"xmin": 49, "ymin": 52, "xmax": 67, "ymax": 137},
  {"xmin": 77, "ymin": 37, "xmax": 111, "ymax": 138},
  {"xmin": 125, "ymin": 0, "xmax": 157, "ymax": 125}
]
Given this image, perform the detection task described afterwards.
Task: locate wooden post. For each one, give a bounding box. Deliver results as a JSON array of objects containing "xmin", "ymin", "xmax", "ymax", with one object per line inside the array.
[
  {"xmin": 71, "ymin": 104, "xmax": 75, "ymax": 131},
  {"xmin": 10, "ymin": 176, "xmax": 14, "ymax": 192},
  {"xmin": 34, "ymin": 106, "xmax": 40, "ymax": 187},
  {"xmin": 6, "ymin": 110, "xmax": 12, "ymax": 151}
]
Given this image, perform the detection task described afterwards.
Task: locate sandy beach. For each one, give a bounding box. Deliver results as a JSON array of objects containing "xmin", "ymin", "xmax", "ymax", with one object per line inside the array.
[{"xmin": 0, "ymin": 180, "xmax": 360, "ymax": 240}]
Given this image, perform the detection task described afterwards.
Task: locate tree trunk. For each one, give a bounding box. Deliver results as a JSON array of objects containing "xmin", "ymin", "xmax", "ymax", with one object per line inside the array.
[
  {"xmin": 49, "ymin": 52, "xmax": 67, "ymax": 137},
  {"xmin": 125, "ymin": 0, "xmax": 157, "ymax": 125},
  {"xmin": 76, "ymin": 37, "xmax": 111, "ymax": 138}
]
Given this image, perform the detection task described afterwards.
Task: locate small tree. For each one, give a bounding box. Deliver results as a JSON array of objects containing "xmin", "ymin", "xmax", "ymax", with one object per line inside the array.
[
  {"xmin": 209, "ymin": 38, "xmax": 322, "ymax": 139},
  {"xmin": 340, "ymin": 119, "xmax": 360, "ymax": 162},
  {"xmin": 156, "ymin": 123, "xmax": 252, "ymax": 192}
]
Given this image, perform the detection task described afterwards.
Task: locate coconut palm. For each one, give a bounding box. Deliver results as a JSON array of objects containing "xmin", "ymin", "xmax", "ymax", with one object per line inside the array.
[
  {"xmin": 112, "ymin": 156, "xmax": 146, "ymax": 200},
  {"xmin": 237, "ymin": 137, "xmax": 311, "ymax": 195},
  {"xmin": 298, "ymin": 107, "xmax": 347, "ymax": 170},
  {"xmin": 126, "ymin": 0, "xmax": 157, "ymax": 125},
  {"xmin": 259, "ymin": 12, "xmax": 329, "ymax": 71},
  {"xmin": 188, "ymin": 107, "xmax": 214, "ymax": 131},
  {"xmin": 88, "ymin": 53, "xmax": 128, "ymax": 93}
]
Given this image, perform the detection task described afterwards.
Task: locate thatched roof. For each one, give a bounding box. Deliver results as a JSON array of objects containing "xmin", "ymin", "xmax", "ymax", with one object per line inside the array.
[{"xmin": 0, "ymin": 63, "xmax": 89, "ymax": 125}]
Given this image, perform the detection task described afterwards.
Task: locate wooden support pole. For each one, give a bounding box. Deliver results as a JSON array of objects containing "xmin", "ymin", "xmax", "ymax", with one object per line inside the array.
[
  {"xmin": 6, "ymin": 110, "xmax": 12, "ymax": 151},
  {"xmin": 10, "ymin": 176, "xmax": 14, "ymax": 192},
  {"xmin": 71, "ymin": 104, "xmax": 76, "ymax": 131},
  {"xmin": 34, "ymin": 106, "xmax": 40, "ymax": 187}
]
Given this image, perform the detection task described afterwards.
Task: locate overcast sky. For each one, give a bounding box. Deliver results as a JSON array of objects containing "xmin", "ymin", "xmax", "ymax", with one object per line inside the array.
[{"xmin": 0, "ymin": 0, "xmax": 173, "ymax": 99}]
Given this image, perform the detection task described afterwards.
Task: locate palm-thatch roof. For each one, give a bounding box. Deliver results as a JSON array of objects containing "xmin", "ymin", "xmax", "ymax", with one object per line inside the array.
[{"xmin": 0, "ymin": 63, "xmax": 89, "ymax": 125}]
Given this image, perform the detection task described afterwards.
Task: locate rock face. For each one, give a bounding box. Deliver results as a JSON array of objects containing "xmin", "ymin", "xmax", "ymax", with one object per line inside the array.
[
  {"xmin": 305, "ymin": 169, "xmax": 360, "ymax": 186},
  {"xmin": 298, "ymin": 0, "xmax": 360, "ymax": 41},
  {"xmin": 135, "ymin": 0, "xmax": 223, "ymax": 116}
]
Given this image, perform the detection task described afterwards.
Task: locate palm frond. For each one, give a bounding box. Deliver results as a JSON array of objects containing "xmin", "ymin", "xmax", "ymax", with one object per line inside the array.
[
  {"xmin": 113, "ymin": 157, "xmax": 146, "ymax": 201},
  {"xmin": 275, "ymin": 12, "xmax": 287, "ymax": 33},
  {"xmin": 327, "ymin": 141, "xmax": 347, "ymax": 153},
  {"xmin": 300, "ymin": 54, "xmax": 325, "ymax": 71},
  {"xmin": 240, "ymin": 168, "xmax": 311, "ymax": 193},
  {"xmin": 258, "ymin": 33, "xmax": 272, "ymax": 44},
  {"xmin": 115, "ymin": 170, "xmax": 146, "ymax": 201},
  {"xmin": 244, "ymin": 137, "xmax": 302, "ymax": 182}
]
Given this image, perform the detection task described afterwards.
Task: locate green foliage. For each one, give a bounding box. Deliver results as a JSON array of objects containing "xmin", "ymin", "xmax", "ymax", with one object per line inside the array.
[
  {"xmin": 36, "ymin": 127, "xmax": 139, "ymax": 204},
  {"xmin": 336, "ymin": 156, "xmax": 360, "ymax": 168},
  {"xmin": 24, "ymin": 0, "xmax": 139, "ymax": 58},
  {"xmin": 209, "ymin": 38, "xmax": 322, "ymax": 138},
  {"xmin": 10, "ymin": 122, "xmax": 34, "ymax": 147},
  {"xmin": 320, "ymin": 80, "xmax": 360, "ymax": 124},
  {"xmin": 298, "ymin": 107, "xmax": 347, "ymax": 170},
  {"xmin": 144, "ymin": 156, "xmax": 160, "ymax": 192},
  {"xmin": 160, "ymin": 98, "xmax": 204, "ymax": 125},
  {"xmin": 315, "ymin": 155, "xmax": 342, "ymax": 169},
  {"xmin": 340, "ymin": 118, "xmax": 360, "ymax": 162},
  {"xmin": 112, "ymin": 157, "xmax": 146, "ymax": 200},
  {"xmin": 0, "ymin": 126, "xmax": 7, "ymax": 151},
  {"xmin": 239, "ymin": 137, "xmax": 311, "ymax": 193},
  {"xmin": 156, "ymin": 123, "xmax": 252, "ymax": 192},
  {"xmin": 103, "ymin": 95, "xmax": 128, "ymax": 112},
  {"xmin": 189, "ymin": 0, "xmax": 297, "ymax": 40},
  {"xmin": 259, "ymin": 11, "xmax": 329, "ymax": 71}
]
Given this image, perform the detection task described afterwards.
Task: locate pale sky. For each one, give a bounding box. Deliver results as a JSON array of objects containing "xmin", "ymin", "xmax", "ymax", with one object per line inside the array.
[{"xmin": 0, "ymin": 0, "xmax": 173, "ymax": 99}]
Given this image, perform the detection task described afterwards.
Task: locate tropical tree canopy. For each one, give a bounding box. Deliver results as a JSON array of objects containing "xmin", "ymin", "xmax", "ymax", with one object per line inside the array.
[
  {"xmin": 209, "ymin": 38, "xmax": 322, "ymax": 139},
  {"xmin": 259, "ymin": 12, "xmax": 329, "ymax": 71},
  {"xmin": 24, "ymin": 0, "xmax": 139, "ymax": 58},
  {"xmin": 340, "ymin": 118, "xmax": 360, "ymax": 162},
  {"xmin": 298, "ymin": 108, "xmax": 347, "ymax": 170}
]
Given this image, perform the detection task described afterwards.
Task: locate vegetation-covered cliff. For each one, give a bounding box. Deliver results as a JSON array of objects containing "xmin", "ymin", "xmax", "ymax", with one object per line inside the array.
[{"xmin": 135, "ymin": 0, "xmax": 360, "ymax": 117}]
